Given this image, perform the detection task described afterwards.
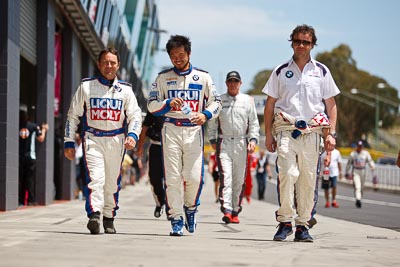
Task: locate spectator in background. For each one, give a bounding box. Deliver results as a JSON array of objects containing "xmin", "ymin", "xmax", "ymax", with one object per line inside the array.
[
  {"xmin": 208, "ymin": 151, "xmax": 220, "ymax": 203},
  {"xmin": 136, "ymin": 111, "xmax": 166, "ymax": 218},
  {"xmin": 128, "ymin": 149, "xmax": 143, "ymax": 185},
  {"xmin": 396, "ymin": 150, "xmax": 400, "ymax": 168},
  {"xmin": 244, "ymin": 152, "xmax": 257, "ymax": 203},
  {"xmin": 75, "ymin": 133, "xmax": 85, "ymax": 200},
  {"xmin": 255, "ymin": 150, "xmax": 272, "ymax": 201},
  {"xmin": 345, "ymin": 141, "xmax": 375, "ymax": 208},
  {"xmin": 320, "ymin": 148, "xmax": 343, "ymax": 208},
  {"xmin": 19, "ymin": 105, "xmax": 49, "ymax": 206}
]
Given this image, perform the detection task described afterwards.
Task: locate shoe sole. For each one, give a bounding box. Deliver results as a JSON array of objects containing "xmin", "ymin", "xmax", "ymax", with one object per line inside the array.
[
  {"xmin": 170, "ymin": 232, "xmax": 183, "ymax": 236},
  {"xmin": 294, "ymin": 238, "xmax": 314, "ymax": 242},
  {"xmin": 185, "ymin": 224, "xmax": 196, "ymax": 233},
  {"xmin": 87, "ymin": 220, "xmax": 100, "ymax": 235},
  {"xmin": 104, "ymin": 228, "xmax": 116, "ymax": 234}
]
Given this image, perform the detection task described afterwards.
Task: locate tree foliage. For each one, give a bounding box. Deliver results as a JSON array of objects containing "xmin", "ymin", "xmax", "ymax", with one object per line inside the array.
[{"xmin": 246, "ymin": 44, "xmax": 400, "ymax": 146}]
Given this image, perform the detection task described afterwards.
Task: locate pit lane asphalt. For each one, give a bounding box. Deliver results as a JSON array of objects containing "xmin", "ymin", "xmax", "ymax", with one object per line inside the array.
[{"xmin": 1, "ymin": 173, "xmax": 399, "ymax": 267}]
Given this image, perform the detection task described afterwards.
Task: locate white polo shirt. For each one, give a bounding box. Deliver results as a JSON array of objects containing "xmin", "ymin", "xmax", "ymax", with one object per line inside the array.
[{"xmin": 262, "ymin": 57, "xmax": 340, "ymax": 122}]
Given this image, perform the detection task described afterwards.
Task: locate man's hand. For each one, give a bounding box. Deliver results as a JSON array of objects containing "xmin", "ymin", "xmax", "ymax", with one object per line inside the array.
[
  {"xmin": 324, "ymin": 135, "xmax": 336, "ymax": 152},
  {"xmin": 124, "ymin": 136, "xmax": 136, "ymax": 150},
  {"xmin": 41, "ymin": 123, "xmax": 49, "ymax": 131},
  {"xmin": 190, "ymin": 113, "xmax": 207, "ymax": 126},
  {"xmin": 265, "ymin": 133, "xmax": 277, "ymax": 153},
  {"xmin": 64, "ymin": 148, "xmax": 75, "ymax": 161},
  {"xmin": 247, "ymin": 141, "xmax": 257, "ymax": 153},
  {"xmin": 170, "ymin": 98, "xmax": 184, "ymax": 110},
  {"xmin": 324, "ymin": 152, "xmax": 331, "ymax": 167}
]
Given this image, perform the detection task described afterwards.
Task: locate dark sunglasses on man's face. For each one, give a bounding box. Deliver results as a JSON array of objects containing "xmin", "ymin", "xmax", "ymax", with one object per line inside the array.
[{"xmin": 292, "ymin": 39, "xmax": 312, "ymax": 46}]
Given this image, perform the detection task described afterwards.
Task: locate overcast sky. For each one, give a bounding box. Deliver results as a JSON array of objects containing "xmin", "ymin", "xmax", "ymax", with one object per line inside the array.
[{"xmin": 153, "ymin": 0, "xmax": 399, "ymax": 96}]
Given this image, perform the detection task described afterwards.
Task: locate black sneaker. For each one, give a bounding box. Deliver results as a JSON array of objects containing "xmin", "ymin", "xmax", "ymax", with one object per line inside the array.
[
  {"xmin": 154, "ymin": 206, "xmax": 163, "ymax": 218},
  {"xmin": 103, "ymin": 216, "xmax": 116, "ymax": 234},
  {"xmin": 356, "ymin": 200, "xmax": 362, "ymax": 208},
  {"xmin": 87, "ymin": 212, "xmax": 101, "ymax": 235},
  {"xmin": 273, "ymin": 222, "xmax": 293, "ymax": 241},
  {"xmin": 294, "ymin": 225, "xmax": 313, "ymax": 242}
]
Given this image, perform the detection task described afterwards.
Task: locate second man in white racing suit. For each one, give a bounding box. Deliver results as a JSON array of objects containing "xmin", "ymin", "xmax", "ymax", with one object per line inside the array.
[
  {"xmin": 148, "ymin": 35, "xmax": 221, "ymax": 236},
  {"xmin": 208, "ymin": 71, "xmax": 260, "ymax": 224}
]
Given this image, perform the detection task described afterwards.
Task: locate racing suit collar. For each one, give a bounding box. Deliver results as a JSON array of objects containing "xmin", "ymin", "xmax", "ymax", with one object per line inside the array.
[
  {"xmin": 172, "ymin": 63, "xmax": 192, "ymax": 76},
  {"xmin": 98, "ymin": 75, "xmax": 117, "ymax": 87}
]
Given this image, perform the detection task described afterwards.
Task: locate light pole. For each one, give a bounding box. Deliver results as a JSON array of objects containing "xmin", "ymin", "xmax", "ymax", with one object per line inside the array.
[
  {"xmin": 350, "ymin": 83, "xmax": 399, "ymax": 145},
  {"xmin": 375, "ymin": 83, "xmax": 385, "ymax": 143}
]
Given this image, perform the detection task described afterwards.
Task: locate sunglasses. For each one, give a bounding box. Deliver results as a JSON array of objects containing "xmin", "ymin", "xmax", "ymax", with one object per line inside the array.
[{"xmin": 292, "ymin": 39, "xmax": 312, "ymax": 46}]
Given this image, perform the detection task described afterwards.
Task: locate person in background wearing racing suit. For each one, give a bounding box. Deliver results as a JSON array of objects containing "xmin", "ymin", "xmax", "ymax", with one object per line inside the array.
[
  {"xmin": 263, "ymin": 24, "xmax": 339, "ymax": 242},
  {"xmin": 208, "ymin": 71, "xmax": 260, "ymax": 224},
  {"xmin": 64, "ymin": 47, "xmax": 142, "ymax": 235},
  {"xmin": 147, "ymin": 35, "xmax": 221, "ymax": 236},
  {"xmin": 345, "ymin": 141, "xmax": 375, "ymax": 208},
  {"xmin": 208, "ymin": 151, "xmax": 220, "ymax": 203},
  {"xmin": 136, "ymin": 111, "xmax": 166, "ymax": 218}
]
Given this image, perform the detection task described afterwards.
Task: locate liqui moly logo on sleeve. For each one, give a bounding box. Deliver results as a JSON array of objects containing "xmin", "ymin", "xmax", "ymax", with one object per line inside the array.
[
  {"xmin": 168, "ymin": 90, "xmax": 200, "ymax": 112},
  {"xmin": 90, "ymin": 98, "xmax": 123, "ymax": 121}
]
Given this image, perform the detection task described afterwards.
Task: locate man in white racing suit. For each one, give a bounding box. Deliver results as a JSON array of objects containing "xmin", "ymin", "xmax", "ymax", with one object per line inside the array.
[
  {"xmin": 64, "ymin": 48, "xmax": 142, "ymax": 234},
  {"xmin": 208, "ymin": 71, "xmax": 260, "ymax": 224},
  {"xmin": 345, "ymin": 141, "xmax": 375, "ymax": 208},
  {"xmin": 147, "ymin": 35, "xmax": 221, "ymax": 236},
  {"xmin": 263, "ymin": 25, "xmax": 339, "ymax": 242}
]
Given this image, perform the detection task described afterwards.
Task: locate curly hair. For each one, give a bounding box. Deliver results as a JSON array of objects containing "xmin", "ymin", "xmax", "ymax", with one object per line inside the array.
[{"xmin": 289, "ymin": 24, "xmax": 317, "ymax": 46}]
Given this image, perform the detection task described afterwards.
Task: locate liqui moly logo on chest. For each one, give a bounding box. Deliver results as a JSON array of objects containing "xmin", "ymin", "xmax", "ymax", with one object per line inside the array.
[
  {"xmin": 168, "ymin": 90, "xmax": 200, "ymax": 112},
  {"xmin": 90, "ymin": 98, "xmax": 123, "ymax": 121}
]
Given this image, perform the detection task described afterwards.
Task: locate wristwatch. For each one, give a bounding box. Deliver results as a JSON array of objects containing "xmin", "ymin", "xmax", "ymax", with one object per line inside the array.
[{"xmin": 328, "ymin": 132, "xmax": 337, "ymax": 138}]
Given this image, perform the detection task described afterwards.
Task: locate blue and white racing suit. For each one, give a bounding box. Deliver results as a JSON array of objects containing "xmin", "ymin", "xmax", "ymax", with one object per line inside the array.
[
  {"xmin": 65, "ymin": 76, "xmax": 142, "ymax": 218},
  {"xmin": 147, "ymin": 64, "xmax": 221, "ymax": 220}
]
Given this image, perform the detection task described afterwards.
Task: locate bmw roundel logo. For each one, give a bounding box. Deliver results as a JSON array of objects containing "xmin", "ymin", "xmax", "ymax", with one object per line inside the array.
[
  {"xmin": 193, "ymin": 75, "xmax": 199, "ymax": 81},
  {"xmin": 285, "ymin": 70, "xmax": 294, "ymax": 78}
]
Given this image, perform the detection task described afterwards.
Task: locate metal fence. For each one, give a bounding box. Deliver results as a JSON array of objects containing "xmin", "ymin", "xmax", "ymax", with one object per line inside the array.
[
  {"xmin": 266, "ymin": 152, "xmax": 400, "ymax": 192},
  {"xmin": 344, "ymin": 160, "xmax": 400, "ymax": 191}
]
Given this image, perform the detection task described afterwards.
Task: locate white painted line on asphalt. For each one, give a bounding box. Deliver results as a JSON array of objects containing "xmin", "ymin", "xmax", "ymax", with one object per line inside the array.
[
  {"xmin": 320, "ymin": 192, "xmax": 400, "ymax": 208},
  {"xmin": 269, "ymin": 178, "xmax": 400, "ymax": 208}
]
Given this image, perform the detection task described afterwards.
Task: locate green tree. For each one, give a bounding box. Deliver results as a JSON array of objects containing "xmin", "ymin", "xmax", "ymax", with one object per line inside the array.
[{"xmin": 317, "ymin": 44, "xmax": 399, "ymax": 146}]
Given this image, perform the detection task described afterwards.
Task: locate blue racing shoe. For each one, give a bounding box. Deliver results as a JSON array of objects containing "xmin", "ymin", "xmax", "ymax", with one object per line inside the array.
[
  {"xmin": 294, "ymin": 225, "xmax": 314, "ymax": 242},
  {"xmin": 184, "ymin": 206, "xmax": 197, "ymax": 233},
  {"xmin": 170, "ymin": 216, "xmax": 184, "ymax": 236},
  {"xmin": 273, "ymin": 222, "xmax": 293, "ymax": 241}
]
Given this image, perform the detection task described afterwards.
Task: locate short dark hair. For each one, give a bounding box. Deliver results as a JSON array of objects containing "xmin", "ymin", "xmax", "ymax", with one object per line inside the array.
[
  {"xmin": 98, "ymin": 47, "xmax": 120, "ymax": 63},
  {"xmin": 289, "ymin": 24, "xmax": 317, "ymax": 46},
  {"xmin": 166, "ymin": 35, "xmax": 191, "ymax": 55}
]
